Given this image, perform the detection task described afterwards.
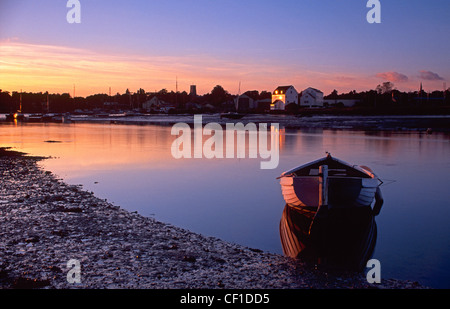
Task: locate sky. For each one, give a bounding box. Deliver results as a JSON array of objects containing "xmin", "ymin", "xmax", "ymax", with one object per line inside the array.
[{"xmin": 0, "ymin": 0, "xmax": 449, "ymax": 97}]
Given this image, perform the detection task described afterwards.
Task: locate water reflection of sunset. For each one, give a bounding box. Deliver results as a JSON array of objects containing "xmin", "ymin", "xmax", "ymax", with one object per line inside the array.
[
  {"xmin": 1, "ymin": 121, "xmax": 449, "ymax": 288},
  {"xmin": 1, "ymin": 122, "xmax": 286, "ymax": 178},
  {"xmin": 2, "ymin": 123, "xmax": 448, "ymax": 174},
  {"xmin": 1, "ymin": 123, "xmax": 173, "ymax": 173}
]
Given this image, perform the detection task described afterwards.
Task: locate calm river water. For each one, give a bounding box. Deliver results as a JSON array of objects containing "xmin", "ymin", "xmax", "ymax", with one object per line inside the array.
[{"xmin": 1, "ymin": 116, "xmax": 449, "ymax": 288}]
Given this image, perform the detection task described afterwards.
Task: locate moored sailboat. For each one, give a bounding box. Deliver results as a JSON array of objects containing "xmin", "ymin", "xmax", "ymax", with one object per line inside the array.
[{"xmin": 220, "ymin": 82, "xmax": 245, "ymax": 120}]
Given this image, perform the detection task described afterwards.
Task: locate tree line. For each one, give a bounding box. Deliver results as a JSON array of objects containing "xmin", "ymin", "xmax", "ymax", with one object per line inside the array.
[{"xmin": 0, "ymin": 82, "xmax": 449, "ymax": 114}]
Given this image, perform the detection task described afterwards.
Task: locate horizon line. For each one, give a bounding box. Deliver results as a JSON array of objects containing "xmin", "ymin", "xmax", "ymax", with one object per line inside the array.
[{"xmin": 1, "ymin": 84, "xmax": 448, "ymax": 99}]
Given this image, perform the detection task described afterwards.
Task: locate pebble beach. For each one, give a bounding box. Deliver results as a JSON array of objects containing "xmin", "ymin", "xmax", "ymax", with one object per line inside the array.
[{"xmin": 0, "ymin": 147, "xmax": 426, "ymax": 289}]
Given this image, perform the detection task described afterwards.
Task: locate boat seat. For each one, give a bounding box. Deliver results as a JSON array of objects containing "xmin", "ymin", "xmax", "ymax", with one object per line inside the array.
[{"xmin": 309, "ymin": 168, "xmax": 347, "ymax": 176}]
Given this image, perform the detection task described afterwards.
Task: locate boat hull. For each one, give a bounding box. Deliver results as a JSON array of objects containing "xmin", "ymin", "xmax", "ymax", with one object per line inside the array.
[
  {"xmin": 278, "ymin": 155, "xmax": 381, "ymax": 270},
  {"xmin": 280, "ymin": 204, "xmax": 377, "ymax": 271}
]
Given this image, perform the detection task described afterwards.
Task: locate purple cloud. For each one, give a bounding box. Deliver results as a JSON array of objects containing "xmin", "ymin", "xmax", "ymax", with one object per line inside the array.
[
  {"xmin": 376, "ymin": 71, "xmax": 409, "ymax": 83},
  {"xmin": 418, "ymin": 70, "xmax": 444, "ymax": 81}
]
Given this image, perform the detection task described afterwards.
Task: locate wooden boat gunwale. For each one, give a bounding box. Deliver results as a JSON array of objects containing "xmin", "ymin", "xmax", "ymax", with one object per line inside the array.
[{"xmin": 279, "ymin": 155, "xmax": 377, "ymax": 180}]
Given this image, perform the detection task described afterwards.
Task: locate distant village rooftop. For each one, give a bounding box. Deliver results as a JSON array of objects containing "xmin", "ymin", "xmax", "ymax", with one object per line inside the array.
[{"xmin": 273, "ymin": 86, "xmax": 294, "ymax": 95}]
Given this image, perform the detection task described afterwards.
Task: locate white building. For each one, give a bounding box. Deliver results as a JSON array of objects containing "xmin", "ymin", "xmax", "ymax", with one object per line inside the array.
[
  {"xmin": 271, "ymin": 86, "xmax": 298, "ymax": 111},
  {"xmin": 299, "ymin": 87, "xmax": 324, "ymax": 107}
]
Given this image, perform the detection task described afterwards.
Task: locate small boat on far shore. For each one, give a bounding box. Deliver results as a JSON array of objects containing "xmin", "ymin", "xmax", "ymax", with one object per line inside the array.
[
  {"xmin": 28, "ymin": 114, "xmax": 43, "ymax": 122},
  {"xmin": 220, "ymin": 112, "xmax": 246, "ymax": 120}
]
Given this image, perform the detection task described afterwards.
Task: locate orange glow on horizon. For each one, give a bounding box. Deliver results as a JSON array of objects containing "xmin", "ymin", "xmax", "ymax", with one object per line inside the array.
[{"xmin": 0, "ymin": 40, "xmax": 429, "ymax": 97}]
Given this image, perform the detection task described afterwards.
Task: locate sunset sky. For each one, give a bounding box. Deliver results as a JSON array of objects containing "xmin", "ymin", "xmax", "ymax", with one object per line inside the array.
[{"xmin": 0, "ymin": 0, "xmax": 449, "ymax": 97}]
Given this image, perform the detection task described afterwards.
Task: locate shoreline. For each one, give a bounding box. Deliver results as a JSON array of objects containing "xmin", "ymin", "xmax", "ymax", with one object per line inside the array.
[
  {"xmin": 1, "ymin": 113, "xmax": 450, "ymax": 133},
  {"xmin": 60, "ymin": 114, "xmax": 450, "ymax": 133},
  {"xmin": 0, "ymin": 148, "xmax": 427, "ymax": 289}
]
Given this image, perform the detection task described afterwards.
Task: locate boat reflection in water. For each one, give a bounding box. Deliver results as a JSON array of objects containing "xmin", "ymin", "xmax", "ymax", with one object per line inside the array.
[{"xmin": 278, "ymin": 153, "xmax": 383, "ymax": 271}]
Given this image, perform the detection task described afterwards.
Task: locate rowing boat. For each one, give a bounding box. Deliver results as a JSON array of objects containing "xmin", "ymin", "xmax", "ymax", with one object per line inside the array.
[{"xmin": 278, "ymin": 153, "xmax": 383, "ymax": 270}]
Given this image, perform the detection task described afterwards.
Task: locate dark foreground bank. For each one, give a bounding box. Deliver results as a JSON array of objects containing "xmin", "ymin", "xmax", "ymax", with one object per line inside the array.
[{"xmin": 0, "ymin": 148, "xmax": 427, "ymax": 289}]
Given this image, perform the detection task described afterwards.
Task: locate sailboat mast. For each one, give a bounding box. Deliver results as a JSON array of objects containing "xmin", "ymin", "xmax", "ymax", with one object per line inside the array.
[
  {"xmin": 235, "ymin": 81, "xmax": 241, "ymax": 111},
  {"xmin": 47, "ymin": 92, "xmax": 49, "ymax": 113}
]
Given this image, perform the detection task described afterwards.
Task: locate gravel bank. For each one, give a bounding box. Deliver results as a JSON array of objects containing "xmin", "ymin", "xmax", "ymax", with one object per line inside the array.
[{"xmin": 0, "ymin": 148, "xmax": 426, "ymax": 289}]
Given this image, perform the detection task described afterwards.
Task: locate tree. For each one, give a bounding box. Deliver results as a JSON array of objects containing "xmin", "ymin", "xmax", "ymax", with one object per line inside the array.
[
  {"xmin": 376, "ymin": 82, "xmax": 394, "ymax": 94},
  {"xmin": 329, "ymin": 89, "xmax": 338, "ymax": 98},
  {"xmin": 0, "ymin": 90, "xmax": 12, "ymax": 113},
  {"xmin": 209, "ymin": 85, "xmax": 230, "ymax": 107},
  {"xmin": 158, "ymin": 89, "xmax": 168, "ymax": 95},
  {"xmin": 259, "ymin": 91, "xmax": 272, "ymax": 100}
]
